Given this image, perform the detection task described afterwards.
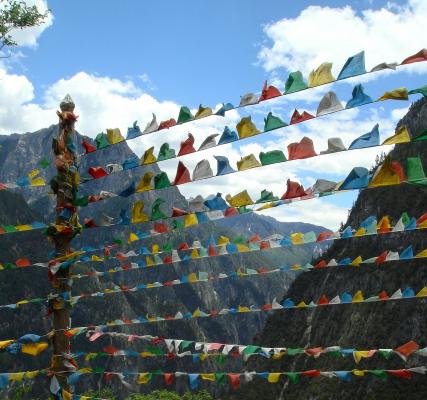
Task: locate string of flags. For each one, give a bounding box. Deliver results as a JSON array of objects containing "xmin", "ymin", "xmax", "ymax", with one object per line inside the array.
[
  {"xmin": 84, "ymin": 332, "xmax": 426, "ymax": 364},
  {"xmin": 62, "ymin": 366, "xmax": 427, "ymax": 390},
  {"xmin": 77, "ymin": 49, "xmax": 427, "ymax": 157},
  {"xmin": 64, "ymin": 230, "xmax": 427, "ymax": 283},
  {"xmin": 68, "ymin": 155, "xmax": 427, "ymax": 239},
  {"xmin": 59, "ymin": 284, "xmax": 427, "ymax": 336},
  {"xmin": 2, "ymin": 365, "xmax": 426, "ymax": 394},
  {"xmin": 3, "ymin": 241, "xmax": 424, "ymax": 310},
  {"xmin": 3, "ymin": 152, "xmax": 424, "ymax": 239},
  {"xmin": 3, "ymin": 208, "xmax": 426, "ymax": 275},
  {"xmin": 0, "ymin": 333, "xmax": 51, "ymax": 356},
  {"xmin": 79, "ymin": 146, "xmax": 427, "ymax": 214},
  {"xmin": 79, "ymin": 123, "xmax": 424, "ymax": 195},
  {"xmin": 1, "ymin": 82, "xmax": 426, "ymax": 192},
  {"xmin": 1, "ymin": 321, "xmax": 424, "ymax": 367},
  {"xmin": 62, "ymin": 340, "xmax": 426, "ymax": 365},
  {"xmin": 1, "ymin": 50, "xmax": 427, "ymax": 398},
  {"xmin": 1, "ymin": 228, "xmax": 426, "ymax": 311}
]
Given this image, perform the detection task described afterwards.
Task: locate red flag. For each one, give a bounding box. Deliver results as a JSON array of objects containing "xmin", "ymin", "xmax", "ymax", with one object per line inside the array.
[
  {"xmin": 82, "ymin": 139, "xmax": 96, "ymax": 153},
  {"xmin": 387, "ymin": 369, "xmax": 412, "ymax": 379},
  {"xmin": 88, "ymin": 167, "xmax": 108, "ymax": 179},
  {"xmin": 258, "ymin": 80, "xmax": 281, "ymax": 102},
  {"xmin": 394, "ymin": 341, "xmax": 419, "ymax": 358},
  {"xmin": 401, "ymin": 49, "xmax": 427, "ymax": 65},
  {"xmin": 164, "ymin": 373, "xmax": 174, "ymax": 385},
  {"xmin": 228, "ymin": 373, "xmax": 241, "ymax": 390}
]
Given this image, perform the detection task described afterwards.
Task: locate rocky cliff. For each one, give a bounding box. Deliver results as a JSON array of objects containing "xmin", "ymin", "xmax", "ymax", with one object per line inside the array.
[
  {"xmin": 230, "ymin": 98, "xmax": 427, "ymax": 400},
  {"xmin": 0, "ymin": 124, "xmax": 327, "ymax": 398}
]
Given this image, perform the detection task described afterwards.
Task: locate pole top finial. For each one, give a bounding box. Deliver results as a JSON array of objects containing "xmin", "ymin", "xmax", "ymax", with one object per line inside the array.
[{"xmin": 60, "ymin": 94, "xmax": 75, "ymax": 112}]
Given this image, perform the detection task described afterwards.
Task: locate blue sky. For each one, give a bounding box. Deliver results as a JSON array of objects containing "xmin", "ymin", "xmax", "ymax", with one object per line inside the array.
[
  {"xmin": 17, "ymin": 0, "xmax": 391, "ymax": 104},
  {"xmin": 1, "ymin": 0, "xmax": 426, "ymax": 229}
]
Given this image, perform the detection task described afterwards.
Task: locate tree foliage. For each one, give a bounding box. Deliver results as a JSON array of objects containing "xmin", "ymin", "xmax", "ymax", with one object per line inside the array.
[
  {"xmin": 81, "ymin": 389, "xmax": 213, "ymax": 400},
  {"xmin": 0, "ymin": 0, "xmax": 49, "ymax": 51},
  {"xmin": 125, "ymin": 390, "xmax": 213, "ymax": 400}
]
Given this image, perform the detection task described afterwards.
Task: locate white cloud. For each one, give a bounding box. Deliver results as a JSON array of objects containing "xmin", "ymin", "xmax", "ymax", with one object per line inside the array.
[
  {"xmin": 258, "ymin": 0, "xmax": 427, "ymax": 78},
  {"xmin": 262, "ymin": 196, "xmax": 351, "ymax": 231},
  {"xmin": 0, "ymin": 67, "xmax": 53, "ymax": 133},
  {"xmin": 6, "ymin": 0, "xmax": 53, "ymax": 48},
  {"xmin": 0, "ymin": 65, "xmax": 405, "ymax": 215}
]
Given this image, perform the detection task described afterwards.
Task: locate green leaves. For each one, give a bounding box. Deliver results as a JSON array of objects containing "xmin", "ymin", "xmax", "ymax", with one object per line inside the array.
[{"xmin": 0, "ymin": 0, "xmax": 49, "ymax": 49}]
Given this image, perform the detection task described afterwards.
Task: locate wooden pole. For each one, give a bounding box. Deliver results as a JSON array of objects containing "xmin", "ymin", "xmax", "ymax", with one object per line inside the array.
[{"xmin": 48, "ymin": 94, "xmax": 80, "ymax": 394}]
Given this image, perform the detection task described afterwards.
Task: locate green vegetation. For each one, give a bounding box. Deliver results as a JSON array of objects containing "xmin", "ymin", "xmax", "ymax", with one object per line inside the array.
[
  {"xmin": 81, "ymin": 389, "xmax": 213, "ymax": 400},
  {"xmin": 0, "ymin": 0, "xmax": 49, "ymax": 52},
  {"xmin": 125, "ymin": 391, "xmax": 213, "ymax": 400}
]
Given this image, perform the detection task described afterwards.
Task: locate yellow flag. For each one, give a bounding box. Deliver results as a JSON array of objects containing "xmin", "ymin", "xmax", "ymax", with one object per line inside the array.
[
  {"xmin": 195, "ymin": 105, "xmax": 213, "ymax": 119},
  {"xmin": 236, "ymin": 244, "xmax": 250, "ymax": 252},
  {"xmin": 146, "ymin": 256, "xmax": 154, "ymax": 267},
  {"xmin": 190, "ymin": 248, "xmax": 200, "ymax": 259},
  {"xmin": 9, "ymin": 372, "xmax": 25, "ymax": 381},
  {"xmin": 25, "ymin": 370, "xmax": 39, "ymax": 379},
  {"xmin": 142, "ymin": 147, "xmax": 157, "ymax": 164},
  {"xmin": 352, "ymin": 290, "xmax": 364, "ymax": 302},
  {"xmin": 296, "ymin": 301, "xmax": 307, "ymax": 308},
  {"xmin": 236, "ymin": 116, "xmax": 260, "ymax": 139},
  {"xmin": 91, "ymin": 255, "xmax": 104, "ymax": 262},
  {"xmin": 355, "ymin": 227, "xmax": 366, "ymax": 236},
  {"xmin": 30, "ymin": 177, "xmax": 46, "ymax": 186},
  {"xmin": 152, "ymin": 244, "xmax": 159, "ymax": 253},
  {"xmin": 415, "ymin": 249, "xmax": 427, "ymax": 258},
  {"xmin": 308, "ymin": 62, "xmax": 334, "ymax": 87},
  {"xmin": 351, "ymin": 256, "xmax": 363, "ymax": 266},
  {"xmin": 382, "ymin": 126, "xmax": 410, "ymax": 145},
  {"xmin": 62, "ymin": 390, "xmax": 73, "ymax": 400},
  {"xmin": 0, "ymin": 340, "xmax": 15, "ymax": 349},
  {"xmin": 188, "ymin": 272, "xmax": 198, "ymax": 282},
  {"xmin": 15, "ymin": 225, "xmax": 33, "ymax": 231},
  {"xmin": 192, "ymin": 308, "xmax": 202, "ymax": 317},
  {"xmin": 369, "ymin": 159, "xmax": 401, "ymax": 187},
  {"xmin": 416, "ymin": 287, "xmax": 427, "ymax": 297},
  {"xmin": 267, "ymin": 373, "xmax": 281, "ymax": 383},
  {"xmin": 136, "ymin": 172, "xmax": 154, "ymax": 192},
  {"xmin": 106, "ymin": 128, "xmax": 124, "ymax": 144},
  {"xmin": 290, "ymin": 233, "xmax": 304, "ymax": 245},
  {"xmin": 184, "ymin": 214, "xmax": 198, "ymax": 227},
  {"xmin": 131, "ymin": 201, "xmax": 149, "ymax": 223},
  {"xmin": 352, "ymin": 369, "xmax": 367, "ymax": 376},
  {"xmin": 16, "ymin": 300, "xmax": 29, "ymax": 307},
  {"xmin": 218, "ymin": 236, "xmax": 230, "ymax": 245},
  {"xmin": 137, "ymin": 373, "xmax": 151, "ymax": 384},
  {"xmin": 128, "ymin": 232, "xmax": 139, "ymax": 244},
  {"xmin": 28, "ymin": 169, "xmax": 40, "ymax": 179},
  {"xmin": 140, "ymin": 351, "xmax": 154, "ymax": 358},
  {"xmin": 353, "ymin": 350, "xmax": 371, "ymax": 363},
  {"xmin": 226, "ymin": 190, "xmax": 253, "ymax": 207},
  {"xmin": 377, "ymin": 87, "xmax": 408, "ymax": 101},
  {"xmin": 238, "ymin": 306, "xmax": 250, "ymax": 312},
  {"xmin": 201, "ymin": 373, "xmax": 216, "ymax": 381},
  {"xmin": 21, "ymin": 342, "xmax": 48, "ymax": 356},
  {"xmin": 237, "ymin": 154, "xmax": 261, "ymax": 171}
]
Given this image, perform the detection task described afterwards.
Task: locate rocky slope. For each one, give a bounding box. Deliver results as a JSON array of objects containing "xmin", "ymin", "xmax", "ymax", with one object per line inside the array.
[
  {"xmin": 230, "ymin": 98, "xmax": 427, "ymax": 400},
  {"xmin": 0, "ymin": 124, "xmax": 326, "ymax": 398}
]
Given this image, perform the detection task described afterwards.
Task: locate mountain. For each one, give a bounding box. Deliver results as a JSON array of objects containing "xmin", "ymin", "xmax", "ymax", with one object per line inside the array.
[
  {"xmin": 230, "ymin": 98, "xmax": 427, "ymax": 400},
  {"xmin": 0, "ymin": 122, "xmax": 327, "ymax": 398}
]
